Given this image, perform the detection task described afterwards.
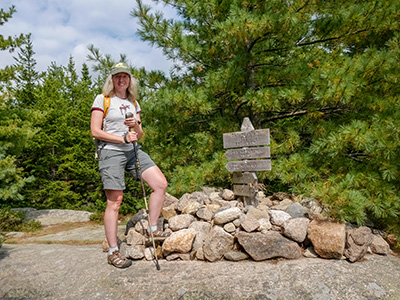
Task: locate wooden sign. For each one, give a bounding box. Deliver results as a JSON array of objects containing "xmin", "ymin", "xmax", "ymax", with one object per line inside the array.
[
  {"xmin": 233, "ymin": 184, "xmax": 257, "ymax": 197},
  {"xmin": 224, "ymin": 147, "xmax": 270, "ymax": 160},
  {"xmin": 223, "ymin": 118, "xmax": 270, "ymax": 206},
  {"xmin": 223, "ymin": 129, "xmax": 270, "ymax": 149},
  {"xmin": 225, "ymin": 160, "xmax": 271, "ymax": 172}
]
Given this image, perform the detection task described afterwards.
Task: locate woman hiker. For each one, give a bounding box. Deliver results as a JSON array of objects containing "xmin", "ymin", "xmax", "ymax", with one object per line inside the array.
[{"xmin": 91, "ymin": 62, "xmax": 170, "ymax": 268}]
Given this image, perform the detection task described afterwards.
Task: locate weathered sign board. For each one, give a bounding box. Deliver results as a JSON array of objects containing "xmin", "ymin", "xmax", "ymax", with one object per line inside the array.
[
  {"xmin": 223, "ymin": 129, "xmax": 270, "ymax": 149},
  {"xmin": 223, "ymin": 118, "xmax": 271, "ymax": 205},
  {"xmin": 225, "ymin": 160, "xmax": 271, "ymax": 172},
  {"xmin": 232, "ymin": 172, "xmax": 258, "ymax": 184},
  {"xmin": 224, "ymin": 147, "xmax": 270, "ymax": 160}
]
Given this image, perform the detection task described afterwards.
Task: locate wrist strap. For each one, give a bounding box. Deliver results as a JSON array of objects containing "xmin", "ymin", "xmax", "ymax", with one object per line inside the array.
[{"xmin": 123, "ymin": 133, "xmax": 129, "ymax": 144}]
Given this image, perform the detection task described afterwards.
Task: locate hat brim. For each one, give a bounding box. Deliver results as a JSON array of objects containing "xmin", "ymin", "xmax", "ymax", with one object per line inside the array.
[{"xmin": 111, "ymin": 69, "xmax": 131, "ymax": 76}]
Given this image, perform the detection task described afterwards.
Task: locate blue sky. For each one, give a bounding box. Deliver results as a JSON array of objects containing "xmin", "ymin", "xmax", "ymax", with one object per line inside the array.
[{"xmin": 1, "ymin": 0, "xmax": 176, "ymax": 74}]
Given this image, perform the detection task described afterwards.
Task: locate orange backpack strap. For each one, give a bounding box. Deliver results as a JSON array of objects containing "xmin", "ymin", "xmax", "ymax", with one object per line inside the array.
[
  {"xmin": 133, "ymin": 100, "xmax": 137, "ymax": 111},
  {"xmin": 103, "ymin": 94, "xmax": 111, "ymax": 118}
]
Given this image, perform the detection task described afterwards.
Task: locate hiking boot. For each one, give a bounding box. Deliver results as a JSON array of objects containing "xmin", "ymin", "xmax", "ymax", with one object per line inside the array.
[{"xmin": 107, "ymin": 250, "xmax": 132, "ymax": 268}]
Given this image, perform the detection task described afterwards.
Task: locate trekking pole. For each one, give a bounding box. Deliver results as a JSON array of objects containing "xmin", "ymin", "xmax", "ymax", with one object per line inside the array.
[{"xmin": 126, "ymin": 112, "xmax": 161, "ymax": 271}]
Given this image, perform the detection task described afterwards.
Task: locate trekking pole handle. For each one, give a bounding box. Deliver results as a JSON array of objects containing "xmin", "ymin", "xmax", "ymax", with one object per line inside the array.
[{"xmin": 125, "ymin": 112, "xmax": 135, "ymax": 132}]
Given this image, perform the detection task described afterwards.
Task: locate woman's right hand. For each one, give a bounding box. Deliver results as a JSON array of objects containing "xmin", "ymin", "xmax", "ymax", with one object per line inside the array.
[{"xmin": 125, "ymin": 131, "xmax": 138, "ymax": 143}]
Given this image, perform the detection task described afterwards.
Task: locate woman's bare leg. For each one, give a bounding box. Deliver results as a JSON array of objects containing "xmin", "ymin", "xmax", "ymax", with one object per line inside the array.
[
  {"xmin": 104, "ymin": 189, "xmax": 123, "ymax": 248},
  {"xmin": 141, "ymin": 166, "xmax": 168, "ymax": 226}
]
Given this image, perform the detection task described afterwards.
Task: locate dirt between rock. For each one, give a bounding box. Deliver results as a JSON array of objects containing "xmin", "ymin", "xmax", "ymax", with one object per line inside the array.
[{"xmin": 1, "ymin": 223, "xmax": 400, "ymax": 300}]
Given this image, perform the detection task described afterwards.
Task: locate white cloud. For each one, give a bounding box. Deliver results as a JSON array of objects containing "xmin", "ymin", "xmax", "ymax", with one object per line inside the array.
[{"xmin": 0, "ymin": 0, "xmax": 177, "ymax": 75}]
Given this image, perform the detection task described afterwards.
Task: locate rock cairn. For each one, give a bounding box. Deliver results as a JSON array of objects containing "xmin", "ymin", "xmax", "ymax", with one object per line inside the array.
[{"xmin": 113, "ymin": 188, "xmax": 392, "ymax": 263}]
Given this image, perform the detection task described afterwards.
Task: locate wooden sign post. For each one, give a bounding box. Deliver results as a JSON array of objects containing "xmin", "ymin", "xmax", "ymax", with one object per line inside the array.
[{"xmin": 223, "ymin": 118, "xmax": 271, "ymax": 206}]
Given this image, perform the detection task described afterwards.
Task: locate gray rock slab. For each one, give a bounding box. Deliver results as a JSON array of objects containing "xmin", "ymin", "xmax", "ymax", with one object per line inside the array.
[
  {"xmin": 24, "ymin": 225, "xmax": 125, "ymax": 243},
  {"xmin": 1, "ymin": 244, "xmax": 399, "ymax": 299},
  {"xmin": 23, "ymin": 209, "xmax": 93, "ymax": 226}
]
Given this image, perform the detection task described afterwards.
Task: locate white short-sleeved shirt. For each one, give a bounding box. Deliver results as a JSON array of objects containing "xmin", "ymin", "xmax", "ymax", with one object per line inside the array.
[{"xmin": 91, "ymin": 94, "xmax": 141, "ymax": 151}]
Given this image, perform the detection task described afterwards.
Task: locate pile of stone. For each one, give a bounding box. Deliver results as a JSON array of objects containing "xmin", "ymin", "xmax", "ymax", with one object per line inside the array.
[{"xmin": 116, "ymin": 188, "xmax": 392, "ymax": 263}]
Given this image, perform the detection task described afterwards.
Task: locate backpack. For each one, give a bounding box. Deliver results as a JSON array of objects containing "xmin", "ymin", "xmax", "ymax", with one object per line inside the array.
[{"xmin": 93, "ymin": 95, "xmax": 110, "ymax": 158}]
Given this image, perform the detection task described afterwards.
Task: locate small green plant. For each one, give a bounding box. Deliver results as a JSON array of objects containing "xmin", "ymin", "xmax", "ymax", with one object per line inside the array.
[
  {"xmin": 0, "ymin": 208, "xmax": 25, "ymax": 231},
  {"xmin": 18, "ymin": 220, "xmax": 42, "ymax": 232},
  {"xmin": 0, "ymin": 234, "xmax": 3, "ymax": 248},
  {"xmin": 89, "ymin": 211, "xmax": 104, "ymax": 224},
  {"xmin": 0, "ymin": 208, "xmax": 41, "ymax": 232}
]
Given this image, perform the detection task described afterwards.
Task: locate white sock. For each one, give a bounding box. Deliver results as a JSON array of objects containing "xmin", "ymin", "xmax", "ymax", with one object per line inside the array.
[
  {"xmin": 108, "ymin": 245, "xmax": 118, "ymax": 255},
  {"xmin": 147, "ymin": 225, "xmax": 157, "ymax": 233}
]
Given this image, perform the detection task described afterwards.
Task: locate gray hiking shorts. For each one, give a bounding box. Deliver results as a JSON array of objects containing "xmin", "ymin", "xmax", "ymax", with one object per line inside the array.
[{"xmin": 98, "ymin": 147, "xmax": 156, "ymax": 190}]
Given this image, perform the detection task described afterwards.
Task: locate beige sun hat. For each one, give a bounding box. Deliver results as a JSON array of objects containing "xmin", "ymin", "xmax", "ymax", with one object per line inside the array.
[{"xmin": 110, "ymin": 62, "xmax": 131, "ymax": 76}]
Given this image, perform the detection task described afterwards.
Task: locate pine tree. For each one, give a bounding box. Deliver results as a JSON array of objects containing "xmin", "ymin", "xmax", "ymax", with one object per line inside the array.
[
  {"xmin": 131, "ymin": 0, "xmax": 400, "ymax": 230},
  {"xmin": 13, "ymin": 34, "xmax": 41, "ymax": 107},
  {"xmin": 0, "ymin": 6, "xmax": 33, "ymax": 206},
  {"xmin": 17, "ymin": 61, "xmax": 99, "ymax": 209},
  {"xmin": 0, "ymin": 5, "xmax": 27, "ymax": 104}
]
